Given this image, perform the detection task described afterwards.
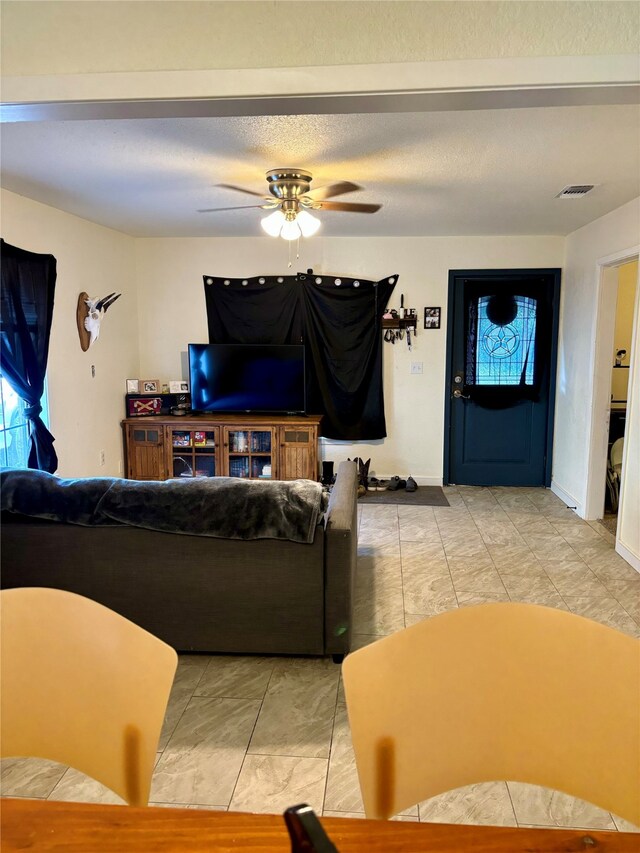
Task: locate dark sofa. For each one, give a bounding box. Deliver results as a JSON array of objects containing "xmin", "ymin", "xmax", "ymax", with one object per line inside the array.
[{"xmin": 0, "ymin": 462, "xmax": 358, "ymax": 659}]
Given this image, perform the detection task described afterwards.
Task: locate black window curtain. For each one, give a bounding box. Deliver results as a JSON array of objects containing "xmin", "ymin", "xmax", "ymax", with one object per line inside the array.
[
  {"xmin": 0, "ymin": 240, "xmax": 58, "ymax": 472},
  {"xmin": 203, "ymin": 273, "xmax": 396, "ymax": 439}
]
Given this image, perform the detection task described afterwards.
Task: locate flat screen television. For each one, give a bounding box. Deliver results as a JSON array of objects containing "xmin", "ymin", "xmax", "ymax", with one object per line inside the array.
[{"xmin": 188, "ymin": 343, "xmax": 306, "ymax": 414}]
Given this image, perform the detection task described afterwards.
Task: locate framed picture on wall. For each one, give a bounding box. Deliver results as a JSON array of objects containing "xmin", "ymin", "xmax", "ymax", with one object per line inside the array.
[
  {"xmin": 139, "ymin": 379, "xmax": 160, "ymax": 393},
  {"xmin": 424, "ymin": 307, "xmax": 441, "ymax": 329}
]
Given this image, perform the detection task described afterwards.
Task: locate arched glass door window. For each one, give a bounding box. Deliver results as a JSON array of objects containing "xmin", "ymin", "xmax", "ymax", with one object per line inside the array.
[{"xmin": 472, "ymin": 294, "xmax": 537, "ymax": 386}]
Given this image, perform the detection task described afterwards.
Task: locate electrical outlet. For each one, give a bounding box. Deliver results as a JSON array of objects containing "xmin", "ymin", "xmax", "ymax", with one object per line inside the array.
[
  {"xmin": 99, "ymin": 450, "xmax": 106, "ymax": 466},
  {"xmin": 410, "ymin": 361, "xmax": 423, "ymax": 375}
]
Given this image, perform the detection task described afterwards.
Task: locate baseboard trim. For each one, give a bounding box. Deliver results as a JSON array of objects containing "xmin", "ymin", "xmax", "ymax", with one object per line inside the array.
[
  {"xmin": 616, "ymin": 540, "xmax": 640, "ymax": 574},
  {"xmin": 550, "ymin": 480, "xmax": 583, "ymax": 517}
]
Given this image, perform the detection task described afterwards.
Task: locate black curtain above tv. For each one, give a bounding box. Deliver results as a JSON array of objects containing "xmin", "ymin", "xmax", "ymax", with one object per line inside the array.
[{"xmin": 203, "ymin": 272, "xmax": 397, "ymax": 440}]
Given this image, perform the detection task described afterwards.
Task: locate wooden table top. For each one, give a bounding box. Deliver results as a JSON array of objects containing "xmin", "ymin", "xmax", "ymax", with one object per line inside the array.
[{"xmin": 2, "ymin": 798, "xmax": 637, "ymax": 852}]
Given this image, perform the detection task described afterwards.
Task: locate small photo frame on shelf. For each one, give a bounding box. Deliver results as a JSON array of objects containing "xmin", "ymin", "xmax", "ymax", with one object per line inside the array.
[
  {"xmin": 126, "ymin": 379, "xmax": 139, "ymax": 394},
  {"xmin": 139, "ymin": 379, "xmax": 160, "ymax": 393},
  {"xmin": 161, "ymin": 383, "xmax": 170, "ymax": 394},
  {"xmin": 170, "ymin": 380, "xmax": 189, "ymax": 393},
  {"xmin": 424, "ymin": 307, "xmax": 441, "ymax": 329}
]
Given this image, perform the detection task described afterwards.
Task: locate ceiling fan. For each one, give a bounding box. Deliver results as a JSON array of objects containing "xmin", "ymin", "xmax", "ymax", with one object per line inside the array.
[{"xmin": 198, "ymin": 169, "xmax": 382, "ymax": 240}]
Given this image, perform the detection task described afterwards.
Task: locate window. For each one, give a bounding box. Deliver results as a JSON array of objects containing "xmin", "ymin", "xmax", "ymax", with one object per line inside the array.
[
  {"xmin": 474, "ymin": 295, "xmax": 537, "ymax": 386},
  {"xmin": 0, "ymin": 375, "xmax": 49, "ymax": 468}
]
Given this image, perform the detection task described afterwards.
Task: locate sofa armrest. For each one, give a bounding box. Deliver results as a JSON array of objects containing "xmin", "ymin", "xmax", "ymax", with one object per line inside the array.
[{"xmin": 323, "ymin": 461, "xmax": 358, "ymax": 656}]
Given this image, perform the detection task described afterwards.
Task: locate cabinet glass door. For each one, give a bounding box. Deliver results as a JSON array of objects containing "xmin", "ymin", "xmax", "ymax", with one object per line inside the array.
[
  {"xmin": 168, "ymin": 427, "xmax": 218, "ymax": 478},
  {"xmin": 251, "ymin": 431, "xmax": 272, "ymax": 479},
  {"xmin": 224, "ymin": 427, "xmax": 276, "ymax": 479}
]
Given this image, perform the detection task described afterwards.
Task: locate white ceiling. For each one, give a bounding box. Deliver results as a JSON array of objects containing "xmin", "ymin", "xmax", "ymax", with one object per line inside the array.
[
  {"xmin": 3, "ymin": 2, "xmax": 638, "ymax": 76},
  {"xmin": 1, "ymin": 103, "xmax": 639, "ymax": 238}
]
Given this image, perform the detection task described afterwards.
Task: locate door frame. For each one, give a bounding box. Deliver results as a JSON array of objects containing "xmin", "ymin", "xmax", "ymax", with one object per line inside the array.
[
  {"xmin": 584, "ymin": 246, "xmax": 639, "ymax": 524},
  {"xmin": 443, "ymin": 268, "xmax": 562, "ymax": 486}
]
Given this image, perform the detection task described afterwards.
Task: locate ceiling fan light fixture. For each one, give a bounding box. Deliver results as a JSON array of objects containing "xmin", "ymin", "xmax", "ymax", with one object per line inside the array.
[
  {"xmin": 296, "ymin": 209, "xmax": 321, "ymax": 237},
  {"xmin": 281, "ymin": 218, "xmax": 302, "ymax": 241},
  {"xmin": 202, "ymin": 170, "xmax": 381, "ymax": 239},
  {"xmin": 261, "ymin": 209, "xmax": 286, "ymax": 237}
]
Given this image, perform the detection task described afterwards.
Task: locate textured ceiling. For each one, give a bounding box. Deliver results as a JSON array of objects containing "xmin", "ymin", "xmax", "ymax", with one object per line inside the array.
[
  {"xmin": 2, "ymin": 1, "xmax": 638, "ymax": 75},
  {"xmin": 1, "ymin": 104, "xmax": 639, "ymax": 237}
]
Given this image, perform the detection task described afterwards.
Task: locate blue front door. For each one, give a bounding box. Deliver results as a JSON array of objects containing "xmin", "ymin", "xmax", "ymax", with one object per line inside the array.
[{"xmin": 445, "ymin": 269, "xmax": 561, "ymax": 487}]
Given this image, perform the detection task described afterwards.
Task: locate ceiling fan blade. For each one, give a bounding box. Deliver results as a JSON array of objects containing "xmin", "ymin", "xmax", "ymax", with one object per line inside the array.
[
  {"xmin": 215, "ymin": 183, "xmax": 265, "ymax": 198},
  {"xmin": 315, "ymin": 200, "xmax": 382, "ymax": 213},
  {"xmin": 197, "ymin": 204, "xmax": 268, "ymax": 213},
  {"xmin": 305, "ymin": 181, "xmax": 362, "ymax": 200}
]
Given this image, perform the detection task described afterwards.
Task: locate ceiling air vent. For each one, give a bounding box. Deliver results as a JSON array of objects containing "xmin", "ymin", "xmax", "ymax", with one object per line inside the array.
[{"xmin": 555, "ymin": 185, "xmax": 595, "ymax": 198}]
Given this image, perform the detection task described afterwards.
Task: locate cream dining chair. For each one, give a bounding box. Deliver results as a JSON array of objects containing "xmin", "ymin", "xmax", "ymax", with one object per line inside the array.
[
  {"xmin": 342, "ymin": 602, "xmax": 640, "ymax": 824},
  {"xmin": 0, "ymin": 587, "xmax": 178, "ymax": 806}
]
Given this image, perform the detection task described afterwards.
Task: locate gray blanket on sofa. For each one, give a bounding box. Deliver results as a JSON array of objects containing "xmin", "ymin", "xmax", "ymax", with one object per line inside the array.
[{"xmin": 0, "ymin": 468, "xmax": 326, "ymax": 544}]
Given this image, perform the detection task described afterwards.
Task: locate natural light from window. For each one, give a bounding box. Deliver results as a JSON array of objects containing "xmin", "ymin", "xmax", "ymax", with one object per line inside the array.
[
  {"xmin": 0, "ymin": 376, "xmax": 49, "ymax": 468},
  {"xmin": 475, "ymin": 295, "xmax": 537, "ymax": 386}
]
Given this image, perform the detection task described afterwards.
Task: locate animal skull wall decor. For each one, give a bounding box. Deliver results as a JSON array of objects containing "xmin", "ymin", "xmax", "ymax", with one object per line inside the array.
[{"xmin": 76, "ymin": 291, "xmax": 122, "ymax": 351}]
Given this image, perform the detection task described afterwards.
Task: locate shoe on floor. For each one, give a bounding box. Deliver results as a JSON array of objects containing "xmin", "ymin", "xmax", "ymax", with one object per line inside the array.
[
  {"xmin": 387, "ymin": 476, "xmax": 406, "ymax": 491},
  {"xmin": 405, "ymin": 476, "xmax": 418, "ymax": 492},
  {"xmin": 376, "ymin": 479, "xmax": 389, "ymax": 491}
]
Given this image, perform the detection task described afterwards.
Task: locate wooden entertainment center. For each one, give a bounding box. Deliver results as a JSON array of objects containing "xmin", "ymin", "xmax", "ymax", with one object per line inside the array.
[{"xmin": 122, "ymin": 414, "xmax": 321, "ymax": 482}]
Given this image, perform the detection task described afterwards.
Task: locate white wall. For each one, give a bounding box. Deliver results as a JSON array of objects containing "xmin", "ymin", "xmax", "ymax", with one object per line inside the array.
[
  {"xmin": 135, "ymin": 234, "xmax": 563, "ymax": 482},
  {"xmin": 553, "ymin": 197, "xmax": 640, "ymax": 515},
  {"xmin": 1, "ymin": 190, "xmax": 139, "ymax": 477}
]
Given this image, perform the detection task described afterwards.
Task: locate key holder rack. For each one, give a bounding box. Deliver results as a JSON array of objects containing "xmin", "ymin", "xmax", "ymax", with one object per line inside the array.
[
  {"xmin": 382, "ymin": 299, "xmax": 418, "ymax": 347},
  {"xmin": 382, "ymin": 315, "xmax": 417, "ymax": 331}
]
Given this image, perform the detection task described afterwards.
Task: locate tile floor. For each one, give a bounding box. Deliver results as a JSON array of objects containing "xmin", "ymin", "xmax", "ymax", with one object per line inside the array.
[{"xmin": 2, "ymin": 485, "xmax": 639, "ymax": 831}]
